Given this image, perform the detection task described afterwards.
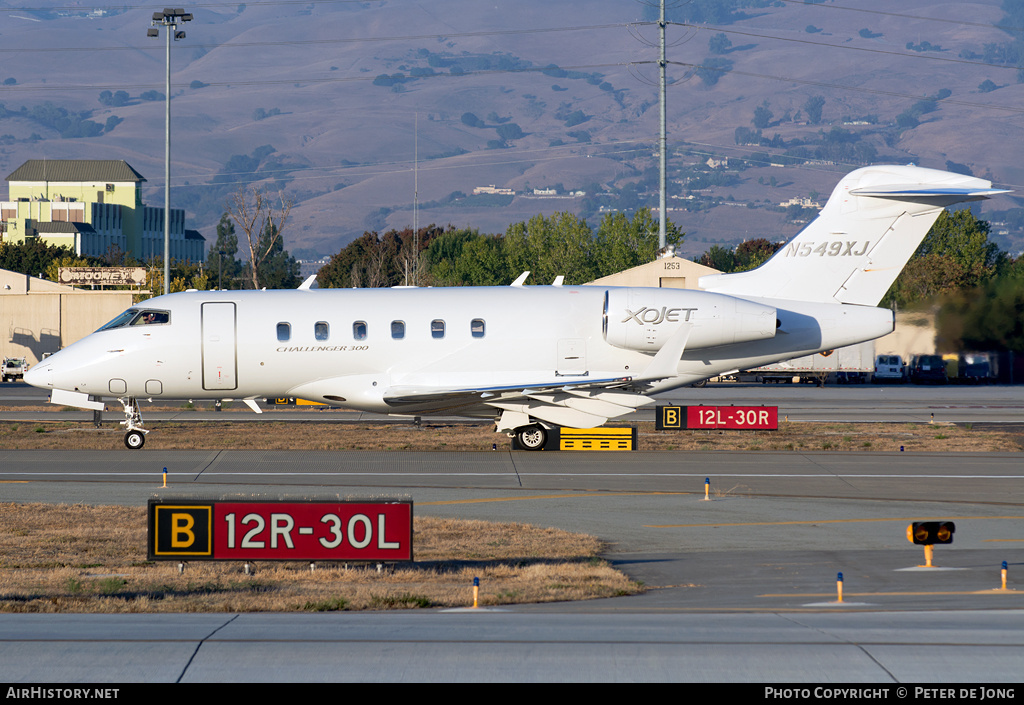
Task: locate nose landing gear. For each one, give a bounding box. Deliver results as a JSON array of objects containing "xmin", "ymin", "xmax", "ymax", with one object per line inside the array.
[{"xmin": 118, "ymin": 397, "xmax": 149, "ymax": 449}]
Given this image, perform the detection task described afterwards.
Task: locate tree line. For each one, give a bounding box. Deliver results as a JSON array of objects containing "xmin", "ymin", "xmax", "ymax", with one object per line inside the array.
[{"xmin": 315, "ymin": 210, "xmax": 683, "ymax": 288}]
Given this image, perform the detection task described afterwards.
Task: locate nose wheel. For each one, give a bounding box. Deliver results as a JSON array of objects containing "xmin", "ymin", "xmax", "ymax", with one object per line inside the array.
[
  {"xmin": 118, "ymin": 397, "xmax": 149, "ymax": 450},
  {"xmin": 125, "ymin": 429, "xmax": 146, "ymax": 449}
]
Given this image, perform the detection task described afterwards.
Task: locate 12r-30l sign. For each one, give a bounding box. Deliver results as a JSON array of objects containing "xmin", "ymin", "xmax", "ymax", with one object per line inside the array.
[
  {"xmin": 656, "ymin": 405, "xmax": 778, "ymax": 430},
  {"xmin": 148, "ymin": 499, "xmax": 413, "ymax": 562}
]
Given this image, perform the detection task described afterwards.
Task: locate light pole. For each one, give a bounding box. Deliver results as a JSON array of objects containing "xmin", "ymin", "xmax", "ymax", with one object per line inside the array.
[{"xmin": 147, "ymin": 8, "xmax": 192, "ymax": 296}]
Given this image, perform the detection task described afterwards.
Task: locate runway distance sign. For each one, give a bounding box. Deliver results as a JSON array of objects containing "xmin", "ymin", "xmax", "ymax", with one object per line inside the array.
[
  {"xmin": 148, "ymin": 499, "xmax": 413, "ymax": 561},
  {"xmin": 656, "ymin": 405, "xmax": 778, "ymax": 430}
]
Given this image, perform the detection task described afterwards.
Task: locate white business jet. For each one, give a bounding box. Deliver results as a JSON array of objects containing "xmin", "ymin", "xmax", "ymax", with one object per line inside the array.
[{"xmin": 25, "ymin": 165, "xmax": 1006, "ymax": 449}]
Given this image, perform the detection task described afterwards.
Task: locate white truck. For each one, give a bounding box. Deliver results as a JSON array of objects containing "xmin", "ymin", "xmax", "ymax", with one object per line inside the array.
[
  {"xmin": 745, "ymin": 340, "xmax": 875, "ymax": 386},
  {"xmin": 2, "ymin": 357, "xmax": 28, "ymax": 382}
]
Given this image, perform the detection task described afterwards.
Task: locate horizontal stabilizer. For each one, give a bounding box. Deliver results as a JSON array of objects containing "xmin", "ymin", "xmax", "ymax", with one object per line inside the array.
[{"xmin": 849, "ymin": 186, "xmax": 1010, "ymax": 199}]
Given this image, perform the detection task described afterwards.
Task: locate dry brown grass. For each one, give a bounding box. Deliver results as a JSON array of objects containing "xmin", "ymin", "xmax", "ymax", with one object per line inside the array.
[
  {"xmin": 0, "ymin": 504, "xmax": 640, "ymax": 613},
  {"xmin": 642, "ymin": 421, "xmax": 1022, "ymax": 453},
  {"xmin": 0, "ymin": 419, "xmax": 1019, "ymax": 452}
]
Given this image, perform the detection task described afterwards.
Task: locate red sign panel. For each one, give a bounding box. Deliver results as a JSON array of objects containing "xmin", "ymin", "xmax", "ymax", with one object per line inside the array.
[
  {"xmin": 685, "ymin": 405, "xmax": 778, "ymax": 430},
  {"xmin": 149, "ymin": 500, "xmax": 413, "ymax": 561}
]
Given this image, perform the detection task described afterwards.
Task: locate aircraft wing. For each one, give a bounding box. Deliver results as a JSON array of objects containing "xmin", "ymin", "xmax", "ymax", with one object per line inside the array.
[
  {"xmin": 383, "ymin": 375, "xmax": 633, "ymax": 403},
  {"xmin": 382, "ymin": 378, "xmax": 655, "ymax": 429},
  {"xmin": 380, "ymin": 326, "xmax": 691, "ymax": 426}
]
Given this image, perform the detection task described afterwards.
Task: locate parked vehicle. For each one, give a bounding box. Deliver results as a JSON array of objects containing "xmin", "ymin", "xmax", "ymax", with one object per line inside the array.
[
  {"xmin": 747, "ymin": 341, "xmax": 874, "ymax": 385},
  {"xmin": 872, "ymin": 354, "xmax": 906, "ymax": 383},
  {"xmin": 959, "ymin": 352, "xmax": 996, "ymax": 384},
  {"xmin": 908, "ymin": 354, "xmax": 947, "ymax": 384},
  {"xmin": 2, "ymin": 357, "xmax": 28, "ymax": 382}
]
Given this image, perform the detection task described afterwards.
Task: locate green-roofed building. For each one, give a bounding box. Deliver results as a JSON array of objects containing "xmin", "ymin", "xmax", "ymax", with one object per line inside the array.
[{"xmin": 2, "ymin": 159, "xmax": 204, "ymax": 262}]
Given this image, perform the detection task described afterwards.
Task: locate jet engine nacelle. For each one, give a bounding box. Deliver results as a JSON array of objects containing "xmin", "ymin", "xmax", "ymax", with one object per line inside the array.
[{"xmin": 603, "ymin": 288, "xmax": 777, "ymax": 352}]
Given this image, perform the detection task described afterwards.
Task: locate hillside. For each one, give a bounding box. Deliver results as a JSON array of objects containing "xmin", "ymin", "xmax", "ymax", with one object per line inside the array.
[{"xmin": 1, "ymin": 0, "xmax": 1022, "ymax": 261}]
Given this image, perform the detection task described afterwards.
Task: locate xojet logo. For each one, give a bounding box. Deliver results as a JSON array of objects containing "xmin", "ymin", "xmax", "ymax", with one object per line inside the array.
[{"xmin": 622, "ymin": 306, "xmax": 697, "ymax": 325}]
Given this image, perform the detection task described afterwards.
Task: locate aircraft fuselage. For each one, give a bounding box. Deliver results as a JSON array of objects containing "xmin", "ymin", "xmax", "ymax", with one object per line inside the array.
[{"xmin": 28, "ymin": 285, "xmax": 890, "ymax": 417}]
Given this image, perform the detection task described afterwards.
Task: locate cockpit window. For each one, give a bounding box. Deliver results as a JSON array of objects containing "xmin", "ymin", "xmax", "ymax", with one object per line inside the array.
[
  {"xmin": 133, "ymin": 310, "xmax": 170, "ymax": 326},
  {"xmin": 96, "ymin": 308, "xmax": 170, "ymax": 332},
  {"xmin": 97, "ymin": 309, "xmax": 140, "ymax": 332}
]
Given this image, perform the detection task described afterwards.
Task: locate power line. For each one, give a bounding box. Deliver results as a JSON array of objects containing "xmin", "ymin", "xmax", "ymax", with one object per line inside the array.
[
  {"xmin": 0, "ymin": 62, "xmax": 629, "ymax": 93},
  {"xmin": 1, "ymin": 0, "xmax": 388, "ymax": 12},
  {"xmin": 160, "ymin": 139, "xmax": 659, "ymax": 188},
  {"xmin": 661, "ymin": 60, "xmax": 1024, "ymax": 115},
  {"xmin": 680, "ymin": 23, "xmax": 1024, "ymax": 73},
  {"xmin": 776, "ymin": 0, "xmax": 1024, "ymax": 35},
  {"xmin": 0, "ymin": 23, "xmax": 630, "ymax": 53}
]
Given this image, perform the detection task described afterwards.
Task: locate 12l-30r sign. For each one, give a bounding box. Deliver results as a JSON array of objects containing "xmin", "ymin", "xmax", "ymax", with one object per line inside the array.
[
  {"xmin": 656, "ymin": 405, "xmax": 778, "ymax": 430},
  {"xmin": 148, "ymin": 499, "xmax": 412, "ymax": 562}
]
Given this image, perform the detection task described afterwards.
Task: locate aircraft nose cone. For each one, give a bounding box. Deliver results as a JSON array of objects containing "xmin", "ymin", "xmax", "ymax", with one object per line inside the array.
[{"xmin": 23, "ymin": 362, "xmax": 52, "ymax": 389}]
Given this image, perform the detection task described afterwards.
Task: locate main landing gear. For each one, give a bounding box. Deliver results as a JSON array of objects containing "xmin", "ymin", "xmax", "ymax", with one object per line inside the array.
[
  {"xmin": 118, "ymin": 397, "xmax": 148, "ymax": 449},
  {"xmin": 514, "ymin": 424, "xmax": 547, "ymax": 451}
]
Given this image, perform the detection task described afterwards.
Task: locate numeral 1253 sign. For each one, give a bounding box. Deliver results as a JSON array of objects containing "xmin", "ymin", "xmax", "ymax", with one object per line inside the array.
[
  {"xmin": 656, "ymin": 405, "xmax": 778, "ymax": 430},
  {"xmin": 148, "ymin": 499, "xmax": 413, "ymax": 562}
]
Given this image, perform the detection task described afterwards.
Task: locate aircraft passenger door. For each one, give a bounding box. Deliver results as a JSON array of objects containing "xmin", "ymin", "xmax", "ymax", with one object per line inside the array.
[
  {"xmin": 202, "ymin": 302, "xmax": 238, "ymax": 391},
  {"xmin": 556, "ymin": 338, "xmax": 587, "ymax": 376}
]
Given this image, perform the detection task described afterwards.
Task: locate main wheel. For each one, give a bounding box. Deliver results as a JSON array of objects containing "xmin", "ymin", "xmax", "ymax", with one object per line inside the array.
[
  {"xmin": 125, "ymin": 430, "xmax": 145, "ymax": 450},
  {"xmin": 515, "ymin": 425, "xmax": 547, "ymax": 451}
]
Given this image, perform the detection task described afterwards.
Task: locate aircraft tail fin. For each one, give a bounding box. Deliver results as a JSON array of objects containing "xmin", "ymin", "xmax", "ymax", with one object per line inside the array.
[{"xmin": 699, "ymin": 165, "xmax": 1008, "ymax": 306}]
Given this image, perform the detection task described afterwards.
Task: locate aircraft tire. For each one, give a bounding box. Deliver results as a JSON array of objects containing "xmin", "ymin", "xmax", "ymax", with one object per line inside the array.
[
  {"xmin": 124, "ymin": 430, "xmax": 145, "ymax": 450},
  {"xmin": 516, "ymin": 425, "xmax": 547, "ymax": 451}
]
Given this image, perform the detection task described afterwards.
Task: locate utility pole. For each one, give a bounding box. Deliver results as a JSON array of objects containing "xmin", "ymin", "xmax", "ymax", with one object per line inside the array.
[
  {"xmin": 413, "ymin": 112, "xmax": 419, "ymax": 286},
  {"xmin": 147, "ymin": 8, "xmax": 192, "ymax": 295},
  {"xmin": 658, "ymin": 0, "xmax": 667, "ymax": 252}
]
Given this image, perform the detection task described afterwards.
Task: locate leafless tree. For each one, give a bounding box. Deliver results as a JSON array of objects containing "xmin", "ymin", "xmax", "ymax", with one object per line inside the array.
[{"xmin": 226, "ymin": 185, "xmax": 294, "ymax": 289}]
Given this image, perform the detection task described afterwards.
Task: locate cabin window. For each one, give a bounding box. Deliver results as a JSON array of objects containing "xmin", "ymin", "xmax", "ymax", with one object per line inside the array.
[
  {"xmin": 314, "ymin": 321, "xmax": 329, "ymax": 341},
  {"xmin": 391, "ymin": 320, "xmax": 405, "ymax": 339},
  {"xmin": 277, "ymin": 322, "xmax": 291, "ymax": 341},
  {"xmin": 431, "ymin": 319, "xmax": 445, "ymax": 339},
  {"xmin": 353, "ymin": 321, "xmax": 368, "ymax": 340},
  {"xmin": 471, "ymin": 318, "xmax": 485, "ymax": 338}
]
